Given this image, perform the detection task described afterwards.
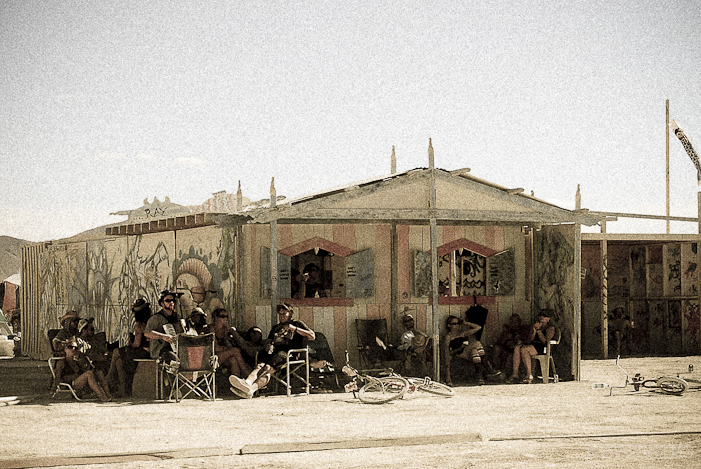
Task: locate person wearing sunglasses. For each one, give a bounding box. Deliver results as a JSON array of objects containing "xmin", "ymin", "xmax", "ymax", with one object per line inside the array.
[
  {"xmin": 144, "ymin": 290, "xmax": 183, "ymax": 360},
  {"xmin": 443, "ymin": 314, "xmax": 490, "ymax": 386}
]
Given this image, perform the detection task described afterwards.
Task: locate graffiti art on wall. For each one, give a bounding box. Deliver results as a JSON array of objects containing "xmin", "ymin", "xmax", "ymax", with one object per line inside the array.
[
  {"xmin": 683, "ymin": 300, "xmax": 700, "ymax": 354},
  {"xmin": 174, "ymin": 247, "xmax": 226, "ymax": 316},
  {"xmin": 533, "ymin": 227, "xmax": 575, "ymax": 323},
  {"xmin": 86, "ymin": 244, "xmax": 119, "ymax": 344}
]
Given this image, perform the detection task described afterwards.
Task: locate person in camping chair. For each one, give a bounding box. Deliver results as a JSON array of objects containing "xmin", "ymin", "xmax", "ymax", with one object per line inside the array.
[{"xmin": 228, "ymin": 303, "xmax": 315, "ymax": 399}]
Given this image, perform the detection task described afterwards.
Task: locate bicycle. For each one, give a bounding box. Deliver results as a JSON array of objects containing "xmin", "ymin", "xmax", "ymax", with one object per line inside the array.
[
  {"xmin": 342, "ymin": 354, "xmax": 409, "ymax": 404},
  {"xmin": 342, "ymin": 351, "xmax": 454, "ymax": 403},
  {"xmin": 404, "ymin": 376, "xmax": 455, "ymax": 397},
  {"xmin": 594, "ymin": 356, "xmax": 700, "ymax": 396}
]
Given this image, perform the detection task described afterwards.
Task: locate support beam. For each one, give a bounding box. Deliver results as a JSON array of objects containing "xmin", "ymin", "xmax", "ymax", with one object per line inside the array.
[{"xmin": 270, "ymin": 178, "xmax": 279, "ymax": 326}]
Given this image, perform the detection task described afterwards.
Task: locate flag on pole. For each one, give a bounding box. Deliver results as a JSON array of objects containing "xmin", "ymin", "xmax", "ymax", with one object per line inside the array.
[{"xmin": 671, "ymin": 119, "xmax": 701, "ymax": 185}]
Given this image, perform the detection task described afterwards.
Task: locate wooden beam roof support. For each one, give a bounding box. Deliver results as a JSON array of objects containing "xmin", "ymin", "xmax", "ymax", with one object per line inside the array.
[
  {"xmin": 428, "ymin": 138, "xmax": 440, "ymax": 381},
  {"xmin": 574, "ymin": 184, "xmax": 583, "ymax": 378},
  {"xmin": 270, "ymin": 176, "xmax": 278, "ymax": 326}
]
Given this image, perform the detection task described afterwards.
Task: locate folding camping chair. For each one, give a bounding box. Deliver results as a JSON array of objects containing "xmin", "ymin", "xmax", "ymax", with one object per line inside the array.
[
  {"xmin": 47, "ymin": 329, "xmax": 81, "ymax": 400},
  {"xmin": 307, "ymin": 331, "xmax": 343, "ymax": 391},
  {"xmin": 355, "ymin": 319, "xmax": 403, "ymax": 373},
  {"xmin": 48, "ymin": 356, "xmax": 82, "ymax": 400},
  {"xmin": 269, "ymin": 347, "xmax": 311, "ymax": 397},
  {"xmin": 162, "ymin": 333, "xmax": 218, "ymax": 402}
]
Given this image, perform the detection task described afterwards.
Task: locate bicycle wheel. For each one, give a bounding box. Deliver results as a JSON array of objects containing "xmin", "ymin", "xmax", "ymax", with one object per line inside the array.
[
  {"xmin": 657, "ymin": 377, "xmax": 688, "ymax": 395},
  {"xmin": 358, "ymin": 376, "xmax": 409, "ymax": 404},
  {"xmin": 406, "ymin": 377, "xmax": 455, "ymax": 397},
  {"xmin": 641, "ymin": 379, "xmax": 660, "ymax": 389}
]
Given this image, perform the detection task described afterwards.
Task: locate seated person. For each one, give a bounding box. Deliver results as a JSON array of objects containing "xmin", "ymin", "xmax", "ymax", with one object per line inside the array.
[
  {"xmin": 185, "ymin": 307, "xmax": 208, "ymax": 335},
  {"xmin": 595, "ymin": 307, "xmax": 633, "ymax": 356},
  {"xmin": 76, "ymin": 318, "xmax": 110, "ymax": 376},
  {"xmin": 229, "ymin": 303, "xmax": 315, "ymax": 398},
  {"xmin": 229, "ymin": 326, "xmax": 265, "ymax": 370},
  {"xmin": 106, "ymin": 298, "xmax": 152, "ymax": 397},
  {"xmin": 50, "ymin": 310, "xmax": 80, "ymax": 393},
  {"xmin": 144, "ymin": 290, "xmax": 184, "ymax": 362},
  {"xmin": 507, "ymin": 309, "xmax": 556, "ymax": 384},
  {"xmin": 204, "ymin": 308, "xmax": 250, "ymax": 379},
  {"xmin": 293, "ymin": 263, "xmax": 327, "ymax": 298},
  {"xmin": 443, "ymin": 314, "xmax": 490, "ymax": 385},
  {"xmin": 62, "ymin": 336, "xmax": 112, "ymax": 402},
  {"xmin": 491, "ymin": 313, "xmax": 529, "ymax": 372},
  {"xmin": 397, "ymin": 313, "xmax": 429, "ymax": 376}
]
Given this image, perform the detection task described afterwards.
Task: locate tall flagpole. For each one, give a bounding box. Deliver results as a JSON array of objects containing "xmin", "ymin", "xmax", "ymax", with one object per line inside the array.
[{"xmin": 667, "ymin": 99, "xmax": 670, "ymax": 234}]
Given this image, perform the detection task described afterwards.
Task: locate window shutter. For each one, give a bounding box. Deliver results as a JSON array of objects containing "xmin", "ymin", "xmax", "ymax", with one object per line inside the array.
[
  {"xmin": 277, "ymin": 252, "xmax": 291, "ymax": 298},
  {"xmin": 414, "ymin": 250, "xmax": 432, "ymax": 297},
  {"xmin": 346, "ymin": 249, "xmax": 374, "ymax": 298},
  {"xmin": 260, "ymin": 247, "xmax": 291, "ymax": 298},
  {"xmin": 486, "ymin": 249, "xmax": 515, "ymax": 296},
  {"xmin": 260, "ymin": 247, "xmax": 271, "ymax": 298}
]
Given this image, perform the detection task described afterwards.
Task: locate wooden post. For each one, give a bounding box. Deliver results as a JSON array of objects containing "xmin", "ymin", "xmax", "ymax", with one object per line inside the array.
[
  {"xmin": 667, "ymin": 99, "xmax": 670, "ymax": 234},
  {"xmin": 270, "ymin": 178, "xmax": 279, "ymax": 327},
  {"xmin": 698, "ymin": 191, "xmax": 701, "ymax": 234},
  {"xmin": 428, "ymin": 139, "xmax": 440, "ymax": 380},
  {"xmin": 574, "ymin": 185, "xmax": 582, "ymax": 379},
  {"xmin": 391, "ymin": 145, "xmax": 397, "ymax": 174},
  {"xmin": 601, "ymin": 236, "xmax": 608, "ymax": 359},
  {"xmin": 236, "ymin": 181, "xmax": 244, "ymax": 329}
]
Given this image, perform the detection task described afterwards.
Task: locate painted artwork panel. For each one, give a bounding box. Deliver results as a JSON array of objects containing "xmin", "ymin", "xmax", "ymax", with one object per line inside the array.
[
  {"xmin": 647, "ymin": 244, "xmax": 663, "ymax": 298},
  {"xmin": 648, "ymin": 300, "xmax": 666, "ymax": 354},
  {"xmin": 629, "ymin": 245, "xmax": 646, "ymax": 298},
  {"xmin": 681, "ymin": 243, "xmax": 699, "ymax": 297},
  {"xmin": 629, "ymin": 300, "xmax": 649, "ymax": 354},
  {"xmin": 664, "ymin": 244, "xmax": 681, "ymax": 298},
  {"xmin": 175, "ymin": 225, "xmax": 230, "ymax": 317},
  {"xmin": 87, "ymin": 237, "xmax": 129, "ymax": 345},
  {"xmin": 682, "ymin": 299, "xmax": 700, "ymax": 355}
]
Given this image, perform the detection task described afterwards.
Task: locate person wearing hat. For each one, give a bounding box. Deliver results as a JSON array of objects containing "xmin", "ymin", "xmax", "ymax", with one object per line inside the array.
[
  {"xmin": 52, "ymin": 310, "xmax": 81, "ymax": 353},
  {"xmin": 185, "ymin": 307, "xmax": 208, "ymax": 335},
  {"xmin": 229, "ymin": 326, "xmax": 265, "ymax": 370},
  {"xmin": 50, "ymin": 310, "xmax": 81, "ymax": 393},
  {"xmin": 106, "ymin": 299, "xmax": 152, "ymax": 397},
  {"xmin": 144, "ymin": 290, "xmax": 183, "ymax": 360},
  {"xmin": 229, "ymin": 303, "xmax": 315, "ymax": 399},
  {"xmin": 62, "ymin": 335, "xmax": 112, "ymax": 402}
]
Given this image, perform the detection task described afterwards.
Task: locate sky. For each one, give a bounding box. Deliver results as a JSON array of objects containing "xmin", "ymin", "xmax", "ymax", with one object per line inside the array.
[{"xmin": 2, "ymin": 0, "xmax": 701, "ymax": 242}]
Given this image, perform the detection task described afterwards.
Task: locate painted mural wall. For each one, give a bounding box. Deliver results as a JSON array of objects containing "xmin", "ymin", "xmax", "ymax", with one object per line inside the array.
[
  {"xmin": 533, "ymin": 224, "xmax": 577, "ymax": 380},
  {"xmin": 29, "ymin": 221, "xmax": 541, "ymax": 374},
  {"xmin": 581, "ymin": 241, "xmax": 701, "ymax": 358}
]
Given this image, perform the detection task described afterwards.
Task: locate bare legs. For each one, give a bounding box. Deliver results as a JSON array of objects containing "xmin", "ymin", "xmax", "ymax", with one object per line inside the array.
[
  {"xmin": 217, "ymin": 347, "xmax": 252, "ymax": 379},
  {"xmin": 509, "ymin": 344, "xmax": 537, "ymax": 382},
  {"xmin": 73, "ymin": 369, "xmax": 112, "ymax": 401},
  {"xmin": 106, "ymin": 349, "xmax": 127, "ymax": 396}
]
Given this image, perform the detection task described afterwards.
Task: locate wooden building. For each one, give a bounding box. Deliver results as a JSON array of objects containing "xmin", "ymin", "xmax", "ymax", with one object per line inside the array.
[
  {"xmin": 581, "ymin": 233, "xmax": 701, "ymax": 358},
  {"xmin": 21, "ymin": 145, "xmax": 597, "ymax": 380}
]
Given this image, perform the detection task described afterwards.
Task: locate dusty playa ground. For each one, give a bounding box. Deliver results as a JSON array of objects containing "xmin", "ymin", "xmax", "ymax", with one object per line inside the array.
[{"xmin": 0, "ymin": 356, "xmax": 700, "ymax": 469}]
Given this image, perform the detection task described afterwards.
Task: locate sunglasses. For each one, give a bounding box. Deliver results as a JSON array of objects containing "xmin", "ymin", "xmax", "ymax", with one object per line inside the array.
[
  {"xmin": 163, "ymin": 299, "xmax": 175, "ymax": 303},
  {"xmin": 448, "ymin": 322, "xmax": 459, "ymax": 326}
]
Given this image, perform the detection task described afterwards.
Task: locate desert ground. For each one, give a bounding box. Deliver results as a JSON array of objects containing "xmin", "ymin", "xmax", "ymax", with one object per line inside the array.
[{"xmin": 0, "ymin": 355, "xmax": 700, "ymax": 469}]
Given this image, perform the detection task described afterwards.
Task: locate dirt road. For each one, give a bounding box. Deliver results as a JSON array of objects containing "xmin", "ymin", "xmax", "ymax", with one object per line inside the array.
[{"xmin": 1, "ymin": 356, "xmax": 700, "ymax": 468}]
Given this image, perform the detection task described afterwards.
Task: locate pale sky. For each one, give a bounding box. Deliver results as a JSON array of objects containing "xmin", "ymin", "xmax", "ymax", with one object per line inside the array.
[{"xmin": 2, "ymin": 1, "xmax": 700, "ymax": 242}]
